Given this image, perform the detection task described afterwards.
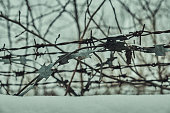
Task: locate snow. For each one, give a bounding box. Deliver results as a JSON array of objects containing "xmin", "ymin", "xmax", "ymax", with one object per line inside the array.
[{"xmin": 0, "ymin": 95, "xmax": 170, "ymax": 113}]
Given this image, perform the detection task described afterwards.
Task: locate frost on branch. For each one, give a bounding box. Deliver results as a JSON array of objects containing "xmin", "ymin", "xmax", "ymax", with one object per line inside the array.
[
  {"xmin": 144, "ymin": 44, "xmax": 169, "ymax": 56},
  {"xmin": 0, "ymin": 58, "xmax": 11, "ymax": 64},
  {"xmin": 18, "ymin": 63, "xmax": 54, "ymax": 96},
  {"xmin": 58, "ymin": 49, "xmax": 96, "ymax": 65},
  {"xmin": 71, "ymin": 49, "xmax": 95, "ymax": 59},
  {"xmin": 38, "ymin": 63, "xmax": 54, "ymax": 80},
  {"xmin": 20, "ymin": 56, "xmax": 27, "ymax": 64},
  {"xmin": 0, "ymin": 56, "xmax": 31, "ymax": 64},
  {"xmin": 154, "ymin": 44, "xmax": 167, "ymax": 56}
]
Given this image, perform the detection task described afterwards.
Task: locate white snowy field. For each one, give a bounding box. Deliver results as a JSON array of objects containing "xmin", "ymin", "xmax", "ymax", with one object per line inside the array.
[{"xmin": 0, "ymin": 94, "xmax": 170, "ymax": 113}]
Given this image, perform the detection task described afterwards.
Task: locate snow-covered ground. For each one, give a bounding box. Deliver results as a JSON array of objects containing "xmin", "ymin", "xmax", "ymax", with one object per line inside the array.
[{"xmin": 0, "ymin": 94, "xmax": 170, "ymax": 113}]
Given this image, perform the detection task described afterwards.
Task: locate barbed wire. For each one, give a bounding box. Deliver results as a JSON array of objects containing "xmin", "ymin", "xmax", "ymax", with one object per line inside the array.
[{"xmin": 0, "ymin": 0, "xmax": 170, "ymax": 96}]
